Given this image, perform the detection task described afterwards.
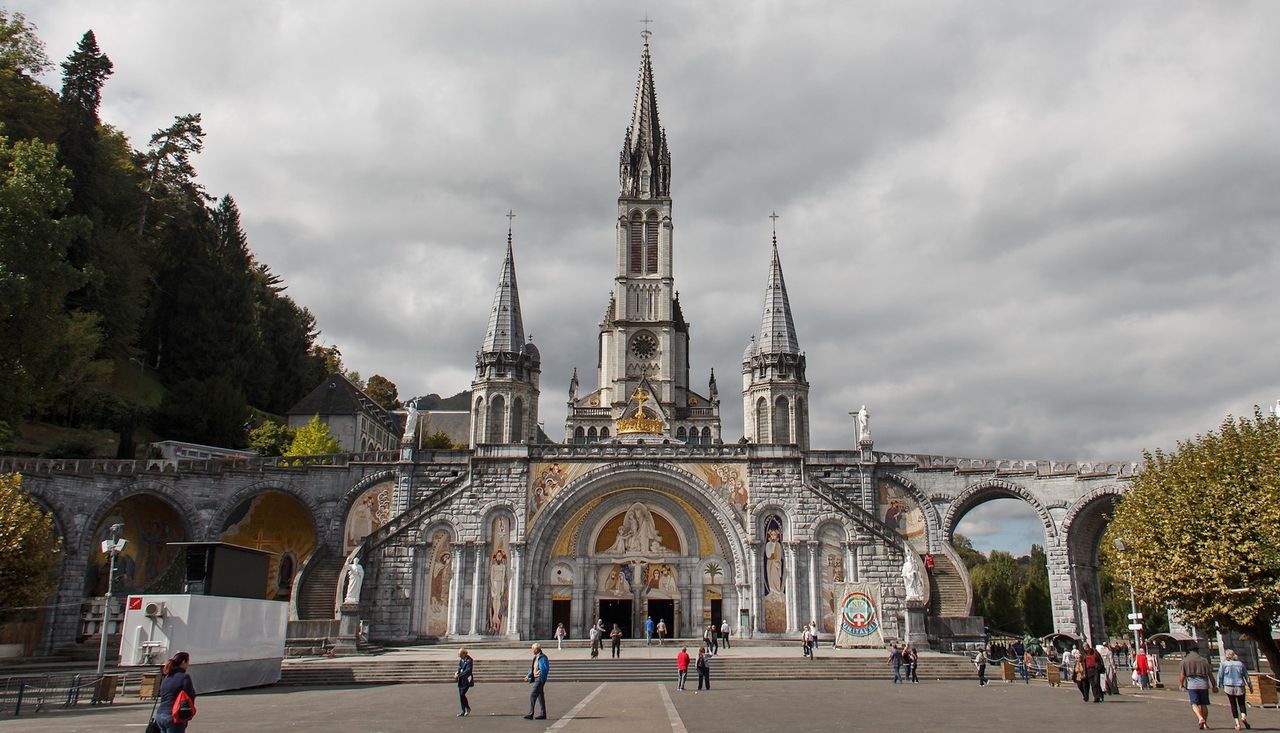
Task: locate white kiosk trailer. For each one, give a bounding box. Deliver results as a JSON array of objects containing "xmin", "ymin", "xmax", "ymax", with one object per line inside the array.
[{"xmin": 118, "ymin": 542, "xmax": 288, "ymax": 692}]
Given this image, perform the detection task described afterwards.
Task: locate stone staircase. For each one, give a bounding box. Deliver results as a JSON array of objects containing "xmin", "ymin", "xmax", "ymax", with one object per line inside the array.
[
  {"xmin": 928, "ymin": 554, "xmax": 970, "ymax": 617},
  {"xmin": 297, "ymin": 554, "xmax": 345, "ymax": 620},
  {"xmin": 278, "ymin": 654, "xmax": 977, "ymax": 685}
]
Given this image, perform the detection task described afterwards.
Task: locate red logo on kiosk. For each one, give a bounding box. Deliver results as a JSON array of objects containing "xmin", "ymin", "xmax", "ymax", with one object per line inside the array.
[{"xmin": 127, "ymin": 596, "xmax": 142, "ymax": 611}]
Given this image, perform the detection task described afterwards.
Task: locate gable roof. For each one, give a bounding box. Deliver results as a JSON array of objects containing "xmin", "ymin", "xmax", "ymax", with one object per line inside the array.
[{"xmin": 287, "ymin": 373, "xmax": 402, "ymax": 436}]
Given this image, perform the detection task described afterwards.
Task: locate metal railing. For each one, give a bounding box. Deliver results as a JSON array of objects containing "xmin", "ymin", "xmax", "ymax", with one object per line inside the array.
[{"xmin": 0, "ymin": 671, "xmax": 146, "ymax": 717}]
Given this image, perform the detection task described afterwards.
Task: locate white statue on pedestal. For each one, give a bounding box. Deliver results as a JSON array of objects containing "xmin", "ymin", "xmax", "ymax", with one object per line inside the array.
[
  {"xmin": 856, "ymin": 405, "xmax": 871, "ymax": 445},
  {"xmin": 343, "ymin": 556, "xmax": 365, "ymax": 604},
  {"xmin": 900, "ymin": 540, "xmax": 927, "ymax": 604},
  {"xmin": 402, "ymin": 403, "xmax": 419, "ymax": 446}
]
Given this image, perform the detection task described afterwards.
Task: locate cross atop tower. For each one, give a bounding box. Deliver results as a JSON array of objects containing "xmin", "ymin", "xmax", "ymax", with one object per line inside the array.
[
  {"xmin": 640, "ymin": 14, "xmax": 654, "ymax": 43},
  {"xmin": 506, "ymin": 209, "xmax": 516, "ymax": 244},
  {"xmin": 769, "ymin": 211, "xmax": 780, "ymax": 243}
]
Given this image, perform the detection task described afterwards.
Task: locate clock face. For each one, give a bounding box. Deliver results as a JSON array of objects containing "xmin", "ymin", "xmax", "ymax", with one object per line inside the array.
[{"xmin": 630, "ymin": 333, "xmax": 658, "ymax": 359}]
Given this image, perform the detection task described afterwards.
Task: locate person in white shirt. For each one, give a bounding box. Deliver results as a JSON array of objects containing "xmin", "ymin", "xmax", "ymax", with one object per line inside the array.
[{"xmin": 720, "ymin": 620, "xmax": 731, "ymax": 649}]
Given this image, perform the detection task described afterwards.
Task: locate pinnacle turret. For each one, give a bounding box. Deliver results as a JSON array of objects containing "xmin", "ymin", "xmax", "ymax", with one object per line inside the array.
[
  {"xmin": 756, "ymin": 234, "xmax": 800, "ymax": 355},
  {"xmin": 481, "ymin": 224, "xmax": 525, "ymax": 354}
]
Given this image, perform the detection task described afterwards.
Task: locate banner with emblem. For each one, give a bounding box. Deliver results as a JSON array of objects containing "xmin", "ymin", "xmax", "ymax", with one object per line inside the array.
[{"xmin": 833, "ymin": 582, "xmax": 885, "ymax": 648}]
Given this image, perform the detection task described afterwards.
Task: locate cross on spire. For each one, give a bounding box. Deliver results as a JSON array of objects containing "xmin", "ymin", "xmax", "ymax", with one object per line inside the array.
[
  {"xmin": 506, "ymin": 209, "xmax": 516, "ymax": 244},
  {"xmin": 769, "ymin": 211, "xmax": 780, "ymax": 244},
  {"xmin": 640, "ymin": 14, "xmax": 654, "ymax": 42}
]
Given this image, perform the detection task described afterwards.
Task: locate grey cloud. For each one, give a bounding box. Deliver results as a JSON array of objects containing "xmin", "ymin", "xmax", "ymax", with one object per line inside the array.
[{"xmin": 18, "ymin": 0, "xmax": 1280, "ymax": 461}]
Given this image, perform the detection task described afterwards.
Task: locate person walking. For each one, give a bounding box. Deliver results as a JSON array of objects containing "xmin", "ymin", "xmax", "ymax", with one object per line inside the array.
[
  {"xmin": 801, "ymin": 625, "xmax": 811, "ymax": 657},
  {"xmin": 1134, "ymin": 648, "xmax": 1152, "ymax": 690},
  {"xmin": 554, "ymin": 623, "xmax": 566, "ymax": 650},
  {"xmin": 589, "ymin": 621, "xmax": 601, "ymax": 659},
  {"xmin": 889, "ymin": 643, "xmax": 903, "ymax": 683},
  {"xmin": 454, "ymin": 648, "xmax": 474, "ymax": 716},
  {"xmin": 676, "ymin": 647, "xmax": 690, "ymax": 691},
  {"xmin": 809, "ymin": 626, "xmax": 819, "ymax": 660},
  {"xmin": 656, "ymin": 619, "xmax": 667, "ymax": 645},
  {"xmin": 975, "ymin": 647, "xmax": 989, "ymax": 687},
  {"xmin": 645, "ymin": 616, "xmax": 655, "ymax": 646},
  {"xmin": 1096, "ymin": 642, "xmax": 1118, "ymax": 695},
  {"xmin": 1022, "ymin": 648, "xmax": 1033, "ymax": 684},
  {"xmin": 155, "ymin": 651, "xmax": 197, "ymax": 733},
  {"xmin": 703, "ymin": 625, "xmax": 717, "ymax": 655},
  {"xmin": 696, "ymin": 646, "xmax": 712, "ymax": 691},
  {"xmin": 1180, "ymin": 644, "xmax": 1217, "ymax": 730},
  {"xmin": 610, "ymin": 624, "xmax": 623, "ymax": 659},
  {"xmin": 1061, "ymin": 646, "xmax": 1076, "ymax": 685},
  {"xmin": 905, "ymin": 645, "xmax": 919, "ymax": 683},
  {"xmin": 720, "ymin": 620, "xmax": 731, "ymax": 649},
  {"xmin": 523, "ymin": 643, "xmax": 549, "ymax": 720},
  {"xmin": 1218, "ymin": 648, "xmax": 1253, "ymax": 731},
  {"xmin": 1082, "ymin": 646, "xmax": 1105, "ymax": 702}
]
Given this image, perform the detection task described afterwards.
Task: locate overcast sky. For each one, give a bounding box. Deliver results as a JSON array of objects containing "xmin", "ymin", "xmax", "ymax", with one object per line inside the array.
[{"xmin": 17, "ymin": 2, "xmax": 1280, "ymax": 552}]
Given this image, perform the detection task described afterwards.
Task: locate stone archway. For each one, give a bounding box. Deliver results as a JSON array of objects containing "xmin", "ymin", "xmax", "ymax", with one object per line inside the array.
[
  {"xmin": 84, "ymin": 491, "xmax": 193, "ymax": 596},
  {"xmin": 1061, "ymin": 485, "xmax": 1127, "ymax": 643},
  {"xmin": 523, "ymin": 463, "xmax": 749, "ymax": 641},
  {"xmin": 218, "ymin": 490, "xmax": 318, "ymax": 601}
]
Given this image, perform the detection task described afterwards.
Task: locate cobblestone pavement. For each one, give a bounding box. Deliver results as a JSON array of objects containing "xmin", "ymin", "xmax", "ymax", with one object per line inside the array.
[{"xmin": 3, "ymin": 678, "xmax": 1276, "ymax": 732}]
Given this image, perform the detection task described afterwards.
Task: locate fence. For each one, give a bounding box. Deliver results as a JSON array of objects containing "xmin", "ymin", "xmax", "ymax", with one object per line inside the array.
[{"xmin": 0, "ymin": 671, "xmax": 146, "ymax": 717}]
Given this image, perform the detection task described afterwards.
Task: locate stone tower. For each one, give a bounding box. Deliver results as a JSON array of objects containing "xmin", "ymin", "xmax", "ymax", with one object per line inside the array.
[
  {"xmin": 470, "ymin": 223, "xmax": 540, "ymax": 446},
  {"xmin": 565, "ymin": 33, "xmax": 720, "ymax": 445},
  {"xmin": 742, "ymin": 230, "xmax": 809, "ymax": 448}
]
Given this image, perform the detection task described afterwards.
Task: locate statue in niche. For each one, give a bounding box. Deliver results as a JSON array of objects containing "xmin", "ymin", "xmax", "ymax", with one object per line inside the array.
[
  {"xmin": 900, "ymin": 539, "xmax": 927, "ymax": 604},
  {"xmin": 342, "ymin": 555, "xmax": 365, "ymax": 604},
  {"xmin": 605, "ymin": 502, "xmax": 669, "ymax": 555}
]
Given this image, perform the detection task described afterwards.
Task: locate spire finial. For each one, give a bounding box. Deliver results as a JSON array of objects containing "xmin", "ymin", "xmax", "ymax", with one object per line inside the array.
[
  {"xmin": 769, "ymin": 211, "xmax": 780, "ymax": 245},
  {"xmin": 640, "ymin": 14, "xmax": 653, "ymax": 44},
  {"xmin": 506, "ymin": 209, "xmax": 516, "ymax": 245}
]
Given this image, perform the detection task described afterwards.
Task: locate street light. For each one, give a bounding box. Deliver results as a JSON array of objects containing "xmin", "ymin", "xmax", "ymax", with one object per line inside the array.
[
  {"xmin": 96, "ymin": 523, "xmax": 127, "ymax": 676},
  {"xmin": 1112, "ymin": 539, "xmax": 1143, "ymax": 653}
]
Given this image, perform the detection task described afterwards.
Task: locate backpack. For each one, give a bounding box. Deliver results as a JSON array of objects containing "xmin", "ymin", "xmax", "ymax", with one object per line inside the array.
[{"xmin": 172, "ymin": 690, "xmax": 197, "ymax": 723}]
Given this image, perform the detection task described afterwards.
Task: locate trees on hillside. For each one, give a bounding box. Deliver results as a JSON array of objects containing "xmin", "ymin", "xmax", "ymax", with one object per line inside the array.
[
  {"xmin": 1105, "ymin": 409, "xmax": 1280, "ymax": 673},
  {"xmin": 365, "ymin": 375, "xmax": 400, "ymax": 410},
  {"xmin": 0, "ymin": 17, "xmax": 339, "ymax": 452}
]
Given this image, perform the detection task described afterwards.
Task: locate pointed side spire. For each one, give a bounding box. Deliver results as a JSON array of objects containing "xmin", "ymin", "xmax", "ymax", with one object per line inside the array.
[
  {"xmin": 481, "ymin": 215, "xmax": 525, "ymax": 353},
  {"xmin": 757, "ymin": 227, "xmax": 800, "ymax": 355},
  {"xmin": 619, "ymin": 31, "xmax": 671, "ymax": 198}
]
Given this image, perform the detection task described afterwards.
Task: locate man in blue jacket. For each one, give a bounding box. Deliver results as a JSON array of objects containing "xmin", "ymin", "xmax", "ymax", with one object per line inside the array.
[
  {"xmin": 524, "ymin": 643, "xmax": 549, "ymax": 720},
  {"xmin": 645, "ymin": 616, "xmax": 655, "ymax": 646}
]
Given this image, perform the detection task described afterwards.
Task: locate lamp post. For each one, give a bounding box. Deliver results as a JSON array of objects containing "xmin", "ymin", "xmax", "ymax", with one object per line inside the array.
[
  {"xmin": 96, "ymin": 523, "xmax": 127, "ymax": 676},
  {"xmin": 1112, "ymin": 539, "xmax": 1143, "ymax": 653}
]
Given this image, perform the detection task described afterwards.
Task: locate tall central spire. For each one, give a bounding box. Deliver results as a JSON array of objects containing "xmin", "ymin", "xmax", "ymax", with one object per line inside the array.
[{"xmin": 619, "ymin": 32, "xmax": 671, "ymax": 198}]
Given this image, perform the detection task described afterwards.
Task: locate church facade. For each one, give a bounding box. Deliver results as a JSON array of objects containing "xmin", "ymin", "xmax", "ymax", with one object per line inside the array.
[{"xmin": 11, "ymin": 37, "xmax": 1138, "ymax": 656}]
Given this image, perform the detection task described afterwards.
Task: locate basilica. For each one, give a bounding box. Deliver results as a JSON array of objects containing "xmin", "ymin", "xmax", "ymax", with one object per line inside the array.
[{"xmin": 14, "ymin": 36, "xmax": 1138, "ymax": 657}]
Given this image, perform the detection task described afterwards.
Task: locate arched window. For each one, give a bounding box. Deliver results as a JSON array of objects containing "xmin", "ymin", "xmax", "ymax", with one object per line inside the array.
[
  {"xmin": 587, "ymin": 426, "xmax": 598, "ymax": 444},
  {"xmin": 574, "ymin": 427, "xmax": 586, "ymax": 445},
  {"xmin": 600, "ymin": 427, "xmax": 610, "ymax": 439},
  {"xmin": 755, "ymin": 397, "xmax": 770, "ymax": 443},
  {"xmin": 773, "ymin": 396, "xmax": 791, "ymax": 444},
  {"xmin": 795, "ymin": 398, "xmax": 807, "ymax": 448},
  {"xmin": 511, "ymin": 398, "xmax": 524, "ymax": 444},
  {"xmin": 487, "ymin": 395, "xmax": 506, "ymax": 443},
  {"xmin": 701, "ymin": 427, "xmax": 712, "ymax": 445},
  {"xmin": 645, "ymin": 211, "xmax": 659, "ymax": 274},
  {"xmin": 472, "ymin": 397, "xmax": 484, "ymax": 445},
  {"xmin": 676, "ymin": 427, "xmax": 687, "ymax": 442},
  {"xmin": 629, "ymin": 211, "xmax": 643, "ymax": 274}
]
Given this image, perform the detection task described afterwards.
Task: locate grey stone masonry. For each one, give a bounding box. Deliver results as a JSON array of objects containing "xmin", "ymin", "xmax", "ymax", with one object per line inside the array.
[{"xmin": 5, "ymin": 441, "xmax": 1135, "ymax": 654}]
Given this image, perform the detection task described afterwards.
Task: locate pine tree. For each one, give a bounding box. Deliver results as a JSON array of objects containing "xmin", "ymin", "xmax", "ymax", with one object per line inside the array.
[{"xmin": 56, "ymin": 30, "xmax": 112, "ymax": 226}]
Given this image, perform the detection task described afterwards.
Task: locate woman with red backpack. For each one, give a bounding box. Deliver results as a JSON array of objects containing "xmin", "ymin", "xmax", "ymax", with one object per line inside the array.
[{"xmin": 153, "ymin": 651, "xmax": 197, "ymax": 732}]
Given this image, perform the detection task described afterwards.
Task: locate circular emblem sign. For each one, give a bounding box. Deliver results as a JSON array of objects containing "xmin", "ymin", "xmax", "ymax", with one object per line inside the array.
[{"xmin": 839, "ymin": 591, "xmax": 879, "ymax": 638}]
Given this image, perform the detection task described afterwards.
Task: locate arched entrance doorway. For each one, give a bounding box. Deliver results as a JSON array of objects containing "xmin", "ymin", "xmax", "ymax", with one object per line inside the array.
[
  {"xmin": 523, "ymin": 465, "xmax": 748, "ymax": 641},
  {"xmin": 219, "ymin": 491, "xmax": 317, "ymax": 601}
]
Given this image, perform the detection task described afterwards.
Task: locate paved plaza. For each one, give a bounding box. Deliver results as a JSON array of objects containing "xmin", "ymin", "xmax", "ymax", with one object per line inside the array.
[{"xmin": 5, "ymin": 677, "xmax": 1277, "ymax": 732}]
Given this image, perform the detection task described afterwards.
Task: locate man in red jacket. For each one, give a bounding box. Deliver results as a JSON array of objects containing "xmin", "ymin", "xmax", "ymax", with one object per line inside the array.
[{"xmin": 676, "ymin": 647, "xmax": 690, "ymax": 691}]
